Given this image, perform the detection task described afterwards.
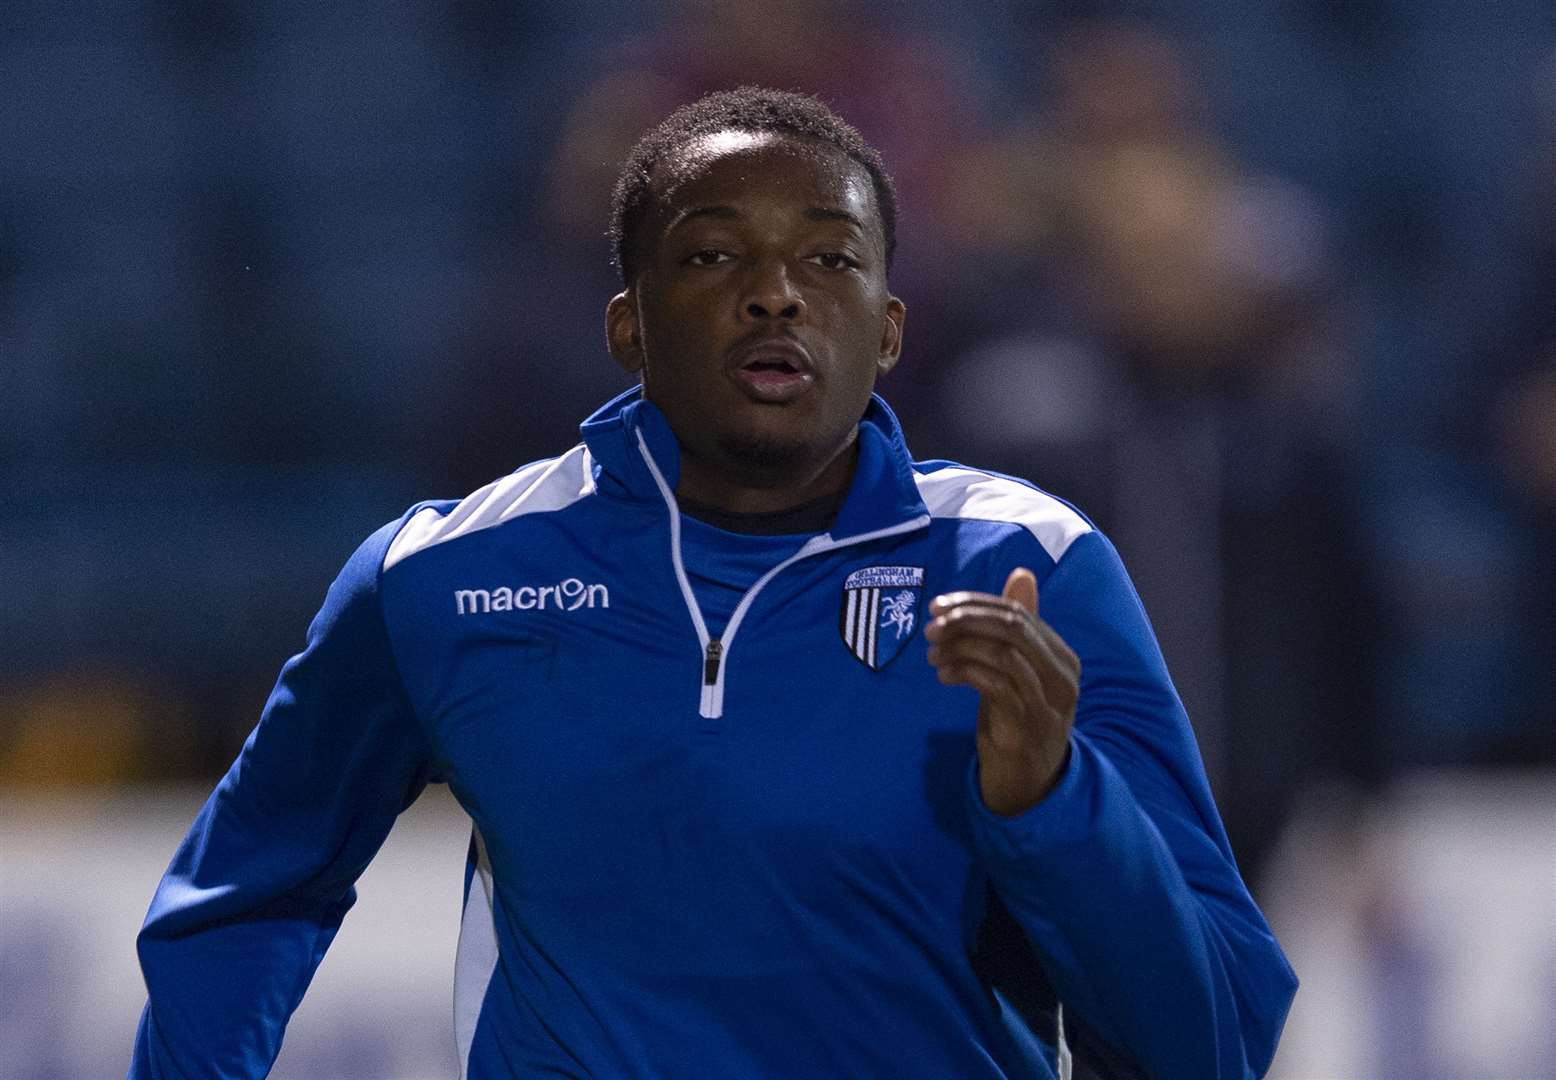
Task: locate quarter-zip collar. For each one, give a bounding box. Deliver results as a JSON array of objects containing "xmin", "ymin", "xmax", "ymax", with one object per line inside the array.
[
  {"xmin": 578, "ymin": 387, "xmax": 930, "ymax": 540},
  {"xmin": 581, "ymin": 386, "xmax": 933, "ymax": 721}
]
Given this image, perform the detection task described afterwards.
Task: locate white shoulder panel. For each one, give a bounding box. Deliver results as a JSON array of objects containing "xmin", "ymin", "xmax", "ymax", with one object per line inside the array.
[
  {"xmin": 914, "ymin": 466, "xmax": 1092, "ymax": 563},
  {"xmin": 382, "ymin": 445, "xmax": 596, "ymax": 571}
]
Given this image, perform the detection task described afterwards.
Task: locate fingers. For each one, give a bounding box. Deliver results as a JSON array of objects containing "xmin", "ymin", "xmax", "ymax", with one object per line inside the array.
[
  {"xmin": 929, "ymin": 568, "xmax": 1038, "ymax": 622},
  {"xmin": 921, "ymin": 566, "xmax": 1082, "ymax": 718},
  {"xmin": 928, "ymin": 636, "xmax": 1050, "ymax": 718},
  {"xmin": 925, "ymin": 596, "xmax": 1080, "ymax": 713},
  {"xmin": 930, "ymin": 582, "xmax": 1078, "ymax": 674},
  {"xmin": 929, "ymin": 568, "xmax": 1077, "ymax": 813},
  {"xmin": 929, "ymin": 589, "xmax": 998, "ymax": 616}
]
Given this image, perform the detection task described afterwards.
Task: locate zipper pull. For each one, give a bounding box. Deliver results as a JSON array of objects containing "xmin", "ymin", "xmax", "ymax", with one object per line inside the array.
[{"xmin": 703, "ymin": 639, "xmax": 723, "ymax": 686}]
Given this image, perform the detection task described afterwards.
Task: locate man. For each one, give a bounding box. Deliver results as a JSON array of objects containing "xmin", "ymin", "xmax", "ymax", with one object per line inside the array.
[{"xmin": 131, "ymin": 88, "xmax": 1295, "ymax": 1079}]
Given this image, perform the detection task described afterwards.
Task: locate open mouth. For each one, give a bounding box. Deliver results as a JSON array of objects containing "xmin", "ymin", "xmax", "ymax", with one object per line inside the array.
[
  {"xmin": 731, "ymin": 345, "xmax": 814, "ymax": 401},
  {"xmin": 743, "ymin": 356, "xmax": 802, "ymax": 376}
]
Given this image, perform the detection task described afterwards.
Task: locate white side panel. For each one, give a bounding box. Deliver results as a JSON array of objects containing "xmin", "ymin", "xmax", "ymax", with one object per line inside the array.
[
  {"xmin": 914, "ymin": 466, "xmax": 1092, "ymax": 563},
  {"xmin": 1056, "ymin": 1001, "xmax": 1072, "ymax": 1080},
  {"xmin": 383, "ymin": 446, "xmax": 596, "ymax": 571},
  {"xmin": 453, "ymin": 828, "xmax": 499, "ymax": 1080}
]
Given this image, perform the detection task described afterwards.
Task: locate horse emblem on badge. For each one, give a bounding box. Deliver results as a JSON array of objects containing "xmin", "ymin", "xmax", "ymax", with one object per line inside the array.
[{"xmin": 839, "ymin": 565, "xmax": 925, "ymax": 670}]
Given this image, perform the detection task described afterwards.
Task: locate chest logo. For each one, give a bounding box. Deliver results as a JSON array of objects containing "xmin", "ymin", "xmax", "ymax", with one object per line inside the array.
[
  {"xmin": 453, "ymin": 579, "xmax": 608, "ymax": 615},
  {"xmin": 839, "ymin": 565, "xmax": 925, "ymax": 670}
]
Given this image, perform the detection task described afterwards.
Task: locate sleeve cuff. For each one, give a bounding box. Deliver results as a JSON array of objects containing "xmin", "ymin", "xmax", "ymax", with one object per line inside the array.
[{"xmin": 967, "ymin": 735, "xmax": 1101, "ymax": 869}]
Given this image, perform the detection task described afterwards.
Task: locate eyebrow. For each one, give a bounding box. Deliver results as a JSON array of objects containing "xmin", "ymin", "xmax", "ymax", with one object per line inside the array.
[
  {"xmin": 665, "ymin": 205, "xmax": 738, "ymax": 233},
  {"xmin": 664, "ymin": 205, "xmax": 867, "ymax": 234},
  {"xmin": 804, "ymin": 207, "xmax": 866, "ymax": 230}
]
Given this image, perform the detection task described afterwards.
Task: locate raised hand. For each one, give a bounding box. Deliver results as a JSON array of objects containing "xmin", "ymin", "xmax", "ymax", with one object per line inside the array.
[{"xmin": 925, "ymin": 567, "xmax": 1079, "ymax": 816}]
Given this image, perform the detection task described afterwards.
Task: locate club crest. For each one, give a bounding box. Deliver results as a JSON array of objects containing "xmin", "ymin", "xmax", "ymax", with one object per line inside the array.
[{"xmin": 839, "ymin": 565, "xmax": 925, "ymax": 670}]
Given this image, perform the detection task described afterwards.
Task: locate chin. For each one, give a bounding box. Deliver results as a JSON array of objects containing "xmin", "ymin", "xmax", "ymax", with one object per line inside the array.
[{"xmin": 715, "ymin": 430, "xmax": 817, "ymax": 484}]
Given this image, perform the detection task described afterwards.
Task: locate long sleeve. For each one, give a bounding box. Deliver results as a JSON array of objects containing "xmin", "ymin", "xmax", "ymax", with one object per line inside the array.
[
  {"xmin": 968, "ymin": 530, "xmax": 1297, "ymax": 1079},
  {"xmin": 129, "ymin": 519, "xmax": 438, "ymax": 1080}
]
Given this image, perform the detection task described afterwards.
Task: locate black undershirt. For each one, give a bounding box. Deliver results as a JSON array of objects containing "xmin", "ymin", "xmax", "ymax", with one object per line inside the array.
[{"xmin": 677, "ymin": 487, "xmax": 846, "ymax": 535}]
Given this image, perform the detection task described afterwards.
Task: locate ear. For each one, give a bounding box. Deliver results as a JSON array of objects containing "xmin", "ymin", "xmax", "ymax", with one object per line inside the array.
[
  {"xmin": 876, "ymin": 296, "xmax": 906, "ymax": 376},
  {"xmin": 606, "ymin": 290, "xmax": 644, "ymax": 374}
]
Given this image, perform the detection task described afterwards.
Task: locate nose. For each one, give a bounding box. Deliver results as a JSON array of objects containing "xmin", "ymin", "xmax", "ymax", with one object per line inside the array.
[{"xmin": 740, "ymin": 259, "xmax": 806, "ymax": 323}]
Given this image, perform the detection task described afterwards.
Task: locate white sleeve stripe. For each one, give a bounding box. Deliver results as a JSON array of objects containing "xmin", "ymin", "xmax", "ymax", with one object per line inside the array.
[
  {"xmin": 382, "ymin": 445, "xmax": 596, "ymax": 571},
  {"xmin": 914, "ymin": 466, "xmax": 1091, "ymax": 563}
]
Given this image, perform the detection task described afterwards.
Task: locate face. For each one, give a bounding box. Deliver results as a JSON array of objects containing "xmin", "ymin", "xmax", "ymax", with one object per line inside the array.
[{"xmin": 607, "ymin": 131, "xmax": 904, "ymax": 491}]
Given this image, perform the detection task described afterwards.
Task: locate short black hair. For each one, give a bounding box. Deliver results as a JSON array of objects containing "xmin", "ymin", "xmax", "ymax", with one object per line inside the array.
[{"xmin": 609, "ymin": 86, "xmax": 898, "ymax": 285}]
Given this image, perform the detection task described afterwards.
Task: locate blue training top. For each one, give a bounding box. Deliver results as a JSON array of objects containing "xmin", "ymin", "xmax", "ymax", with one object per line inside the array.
[{"xmin": 130, "ymin": 389, "xmax": 1296, "ymax": 1079}]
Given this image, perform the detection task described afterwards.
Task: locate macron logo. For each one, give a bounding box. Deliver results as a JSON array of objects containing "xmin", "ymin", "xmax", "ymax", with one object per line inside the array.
[{"xmin": 454, "ymin": 579, "xmax": 609, "ymax": 615}]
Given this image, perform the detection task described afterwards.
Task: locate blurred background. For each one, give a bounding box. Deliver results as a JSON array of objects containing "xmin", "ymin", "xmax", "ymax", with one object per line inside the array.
[{"xmin": 2, "ymin": 1, "xmax": 1553, "ymax": 1077}]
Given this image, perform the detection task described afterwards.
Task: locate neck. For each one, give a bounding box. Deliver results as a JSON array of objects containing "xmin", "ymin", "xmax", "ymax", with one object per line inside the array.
[{"xmin": 674, "ymin": 432, "xmax": 858, "ymax": 515}]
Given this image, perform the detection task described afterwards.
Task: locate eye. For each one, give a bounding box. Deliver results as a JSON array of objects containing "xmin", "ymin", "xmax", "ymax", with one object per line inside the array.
[
  {"xmin": 807, "ymin": 252, "xmax": 859, "ymax": 271},
  {"xmin": 685, "ymin": 249, "xmax": 732, "ymax": 267}
]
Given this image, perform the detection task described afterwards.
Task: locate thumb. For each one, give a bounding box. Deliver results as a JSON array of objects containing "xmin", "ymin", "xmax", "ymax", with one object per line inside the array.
[{"xmin": 1002, "ymin": 566, "xmax": 1038, "ymax": 617}]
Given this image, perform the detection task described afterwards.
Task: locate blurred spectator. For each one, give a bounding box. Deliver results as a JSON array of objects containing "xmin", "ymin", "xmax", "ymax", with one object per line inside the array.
[
  {"xmin": 1501, "ymin": 359, "xmax": 1556, "ymax": 520},
  {"xmin": 938, "ymin": 19, "xmax": 1380, "ymax": 889},
  {"xmin": 1472, "ymin": 47, "xmax": 1556, "ymax": 754},
  {"xmin": 1362, "ymin": 41, "xmax": 1556, "ymax": 771},
  {"xmin": 1497, "ymin": 358, "xmax": 1556, "ymax": 740}
]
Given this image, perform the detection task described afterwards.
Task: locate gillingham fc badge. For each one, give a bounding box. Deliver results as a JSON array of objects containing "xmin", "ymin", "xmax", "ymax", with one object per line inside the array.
[{"xmin": 839, "ymin": 565, "xmax": 925, "ymax": 670}]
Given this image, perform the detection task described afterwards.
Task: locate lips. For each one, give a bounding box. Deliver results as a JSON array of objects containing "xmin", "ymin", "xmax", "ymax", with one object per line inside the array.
[{"xmin": 727, "ymin": 336, "xmax": 815, "ymax": 404}]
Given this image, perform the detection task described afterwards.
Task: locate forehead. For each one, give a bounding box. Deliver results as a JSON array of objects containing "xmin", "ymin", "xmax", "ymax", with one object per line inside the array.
[{"xmin": 651, "ymin": 130, "xmax": 878, "ymax": 230}]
